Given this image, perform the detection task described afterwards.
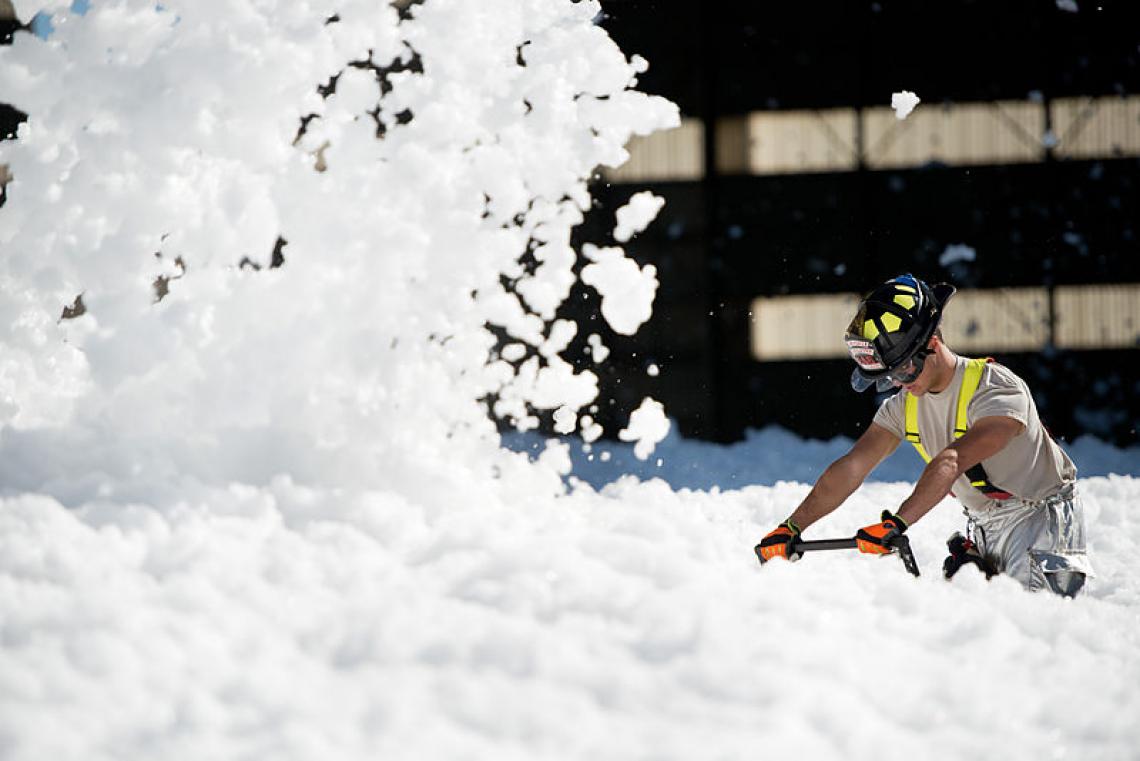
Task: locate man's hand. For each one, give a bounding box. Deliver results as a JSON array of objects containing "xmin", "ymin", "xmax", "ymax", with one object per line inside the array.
[
  {"xmin": 855, "ymin": 510, "xmax": 908, "ymax": 554},
  {"xmin": 756, "ymin": 519, "xmax": 802, "ymax": 563}
]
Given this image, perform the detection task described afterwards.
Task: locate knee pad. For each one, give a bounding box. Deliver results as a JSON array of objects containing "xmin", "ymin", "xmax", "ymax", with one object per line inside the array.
[{"xmin": 1045, "ymin": 570, "xmax": 1086, "ymax": 598}]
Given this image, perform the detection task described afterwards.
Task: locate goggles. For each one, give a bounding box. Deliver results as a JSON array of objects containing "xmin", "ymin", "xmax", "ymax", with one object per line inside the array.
[{"xmin": 887, "ymin": 348, "xmax": 930, "ymax": 385}]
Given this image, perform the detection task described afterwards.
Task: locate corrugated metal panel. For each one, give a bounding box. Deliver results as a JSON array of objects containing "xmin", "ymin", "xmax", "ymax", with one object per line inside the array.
[
  {"xmin": 1052, "ymin": 96, "xmax": 1140, "ymax": 160},
  {"xmin": 605, "ymin": 97, "xmax": 1138, "ymax": 183},
  {"xmin": 746, "ymin": 108, "xmax": 858, "ymax": 174},
  {"xmin": 864, "ymin": 100, "xmax": 1043, "ymax": 169},
  {"xmin": 940, "ymin": 287, "xmax": 1049, "ymax": 352},
  {"xmin": 750, "ymin": 293, "xmax": 861, "ymax": 359},
  {"xmin": 1054, "ymin": 284, "xmax": 1140, "ymax": 349},
  {"xmin": 750, "ymin": 285, "xmax": 1137, "ymax": 362},
  {"xmin": 603, "ymin": 117, "xmax": 704, "ymax": 183}
]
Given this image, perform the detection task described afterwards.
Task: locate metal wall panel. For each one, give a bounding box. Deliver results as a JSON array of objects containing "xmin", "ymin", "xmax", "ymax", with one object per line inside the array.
[
  {"xmin": 1052, "ymin": 96, "xmax": 1140, "ymax": 159},
  {"xmin": 604, "ymin": 117, "xmax": 704, "ymax": 183},
  {"xmin": 602, "ymin": 96, "xmax": 1140, "ymax": 181},
  {"xmin": 1054, "ymin": 284, "xmax": 1140, "ymax": 349},
  {"xmin": 941, "ymin": 288, "xmax": 1050, "ymax": 352},
  {"xmin": 746, "ymin": 109, "xmax": 858, "ymax": 174},
  {"xmin": 750, "ymin": 286, "xmax": 1134, "ymax": 361},
  {"xmin": 864, "ymin": 100, "xmax": 1043, "ymax": 169},
  {"xmin": 750, "ymin": 293, "xmax": 859, "ymax": 359}
]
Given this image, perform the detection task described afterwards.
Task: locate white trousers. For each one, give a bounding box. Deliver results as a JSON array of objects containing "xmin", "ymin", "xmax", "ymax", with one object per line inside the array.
[{"xmin": 967, "ymin": 483, "xmax": 1093, "ymax": 596}]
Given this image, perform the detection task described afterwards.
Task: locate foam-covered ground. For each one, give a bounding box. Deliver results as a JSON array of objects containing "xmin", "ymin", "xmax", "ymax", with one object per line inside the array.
[{"xmin": 3, "ymin": 462, "xmax": 1139, "ymax": 760}]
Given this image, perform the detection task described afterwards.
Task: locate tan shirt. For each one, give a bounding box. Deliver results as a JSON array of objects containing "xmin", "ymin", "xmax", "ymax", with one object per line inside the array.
[{"xmin": 873, "ymin": 356, "xmax": 1076, "ymax": 512}]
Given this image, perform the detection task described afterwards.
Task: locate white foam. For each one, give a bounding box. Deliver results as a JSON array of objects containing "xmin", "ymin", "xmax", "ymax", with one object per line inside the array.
[
  {"xmin": 612, "ymin": 190, "xmax": 665, "ymax": 243},
  {"xmin": 618, "ymin": 396, "xmax": 670, "ymax": 460},
  {"xmin": 891, "ymin": 90, "xmax": 921, "ymax": 120},
  {"xmin": 939, "ymin": 243, "xmax": 977, "ymax": 266},
  {"xmin": 2, "ymin": 3, "xmax": 1138, "ymax": 759},
  {"xmin": 580, "ymin": 244, "xmax": 658, "ymax": 336}
]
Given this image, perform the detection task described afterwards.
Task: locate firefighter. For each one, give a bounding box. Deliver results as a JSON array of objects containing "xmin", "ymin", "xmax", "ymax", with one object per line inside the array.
[{"xmin": 757, "ymin": 274, "xmax": 1092, "ymax": 596}]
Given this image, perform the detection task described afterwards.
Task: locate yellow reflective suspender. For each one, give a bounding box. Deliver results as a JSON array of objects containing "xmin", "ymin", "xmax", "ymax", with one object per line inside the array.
[
  {"xmin": 903, "ymin": 358, "xmax": 1011, "ymax": 498},
  {"xmin": 955, "ymin": 358, "xmax": 987, "ymax": 441},
  {"xmin": 903, "ymin": 392, "xmax": 931, "ymax": 463}
]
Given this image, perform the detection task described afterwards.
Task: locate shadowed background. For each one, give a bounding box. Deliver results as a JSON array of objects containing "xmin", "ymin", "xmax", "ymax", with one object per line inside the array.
[{"xmin": 562, "ymin": 0, "xmax": 1140, "ymax": 447}]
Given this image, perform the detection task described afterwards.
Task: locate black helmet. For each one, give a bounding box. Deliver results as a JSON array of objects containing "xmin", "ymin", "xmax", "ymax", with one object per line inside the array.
[{"xmin": 845, "ymin": 274, "xmax": 956, "ymax": 392}]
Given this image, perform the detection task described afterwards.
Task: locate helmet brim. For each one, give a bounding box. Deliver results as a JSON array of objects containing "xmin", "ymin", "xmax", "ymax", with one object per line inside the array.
[{"xmin": 850, "ymin": 367, "xmax": 901, "ymax": 393}]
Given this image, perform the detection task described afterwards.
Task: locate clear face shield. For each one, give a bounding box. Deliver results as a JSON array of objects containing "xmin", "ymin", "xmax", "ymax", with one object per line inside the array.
[
  {"xmin": 846, "ymin": 337, "xmax": 931, "ymax": 392},
  {"xmin": 850, "ymin": 367, "xmax": 898, "ymax": 393}
]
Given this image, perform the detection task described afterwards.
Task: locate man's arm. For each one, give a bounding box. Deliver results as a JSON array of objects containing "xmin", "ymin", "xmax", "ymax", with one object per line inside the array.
[
  {"xmin": 787, "ymin": 422, "xmax": 900, "ymax": 532},
  {"xmin": 894, "ymin": 415, "xmax": 1023, "ymax": 526}
]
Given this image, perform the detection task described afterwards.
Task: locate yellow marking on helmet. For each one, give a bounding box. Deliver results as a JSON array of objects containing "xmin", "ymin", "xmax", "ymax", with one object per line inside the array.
[
  {"xmin": 893, "ymin": 294, "xmax": 916, "ymax": 310},
  {"xmin": 880, "ymin": 312, "xmax": 902, "ymax": 333},
  {"xmin": 895, "ymin": 283, "xmax": 917, "ymax": 294},
  {"xmin": 863, "ymin": 319, "xmax": 880, "ymax": 339}
]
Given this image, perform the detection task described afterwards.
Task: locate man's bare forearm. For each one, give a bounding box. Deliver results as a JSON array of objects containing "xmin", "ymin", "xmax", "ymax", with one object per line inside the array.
[
  {"xmin": 896, "ymin": 450, "xmax": 960, "ymax": 526},
  {"xmin": 788, "ymin": 456, "xmax": 866, "ymax": 531}
]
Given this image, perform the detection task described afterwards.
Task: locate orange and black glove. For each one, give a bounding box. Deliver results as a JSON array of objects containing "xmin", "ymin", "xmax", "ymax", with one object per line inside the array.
[
  {"xmin": 855, "ymin": 510, "xmax": 908, "ymax": 554},
  {"xmin": 756, "ymin": 519, "xmax": 802, "ymax": 563}
]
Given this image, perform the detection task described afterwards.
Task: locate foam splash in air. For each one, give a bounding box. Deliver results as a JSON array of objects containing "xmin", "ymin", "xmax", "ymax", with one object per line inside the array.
[
  {"xmin": 891, "ymin": 90, "xmax": 921, "ymax": 120},
  {"xmin": 0, "ymin": 0, "xmax": 679, "ymax": 496},
  {"xmin": 613, "ymin": 190, "xmax": 666, "ymax": 243},
  {"xmin": 618, "ymin": 396, "xmax": 670, "ymax": 460}
]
